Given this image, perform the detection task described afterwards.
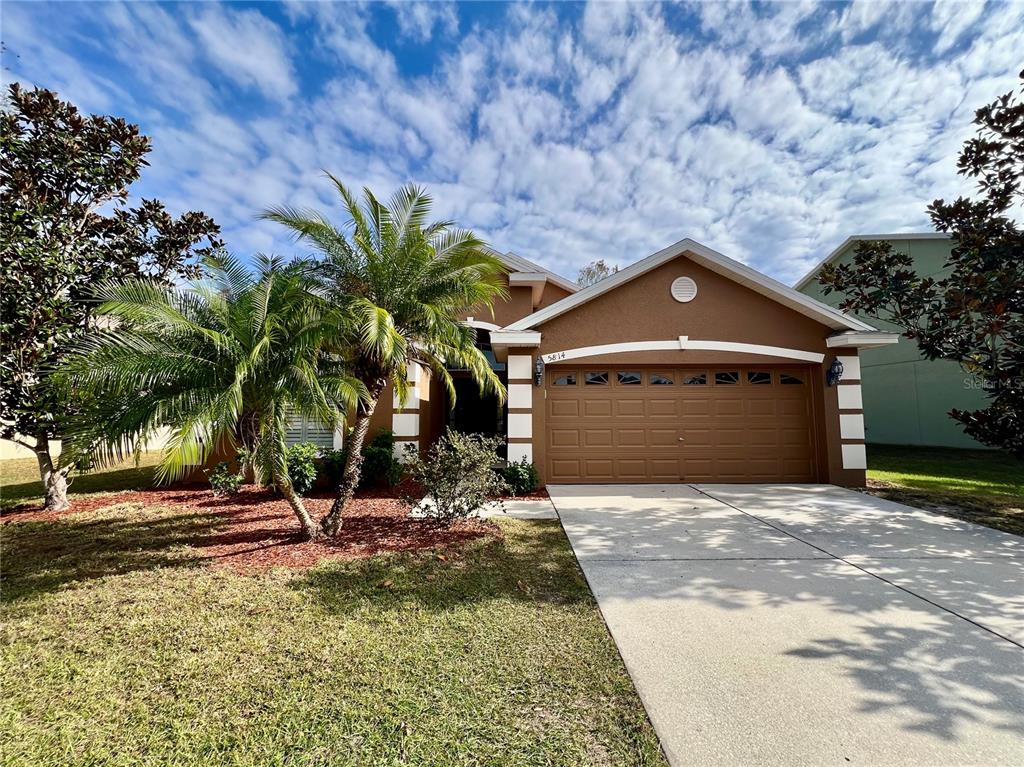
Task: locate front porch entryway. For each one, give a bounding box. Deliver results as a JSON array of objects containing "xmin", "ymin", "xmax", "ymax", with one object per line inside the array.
[{"xmin": 444, "ymin": 328, "xmax": 507, "ymax": 457}]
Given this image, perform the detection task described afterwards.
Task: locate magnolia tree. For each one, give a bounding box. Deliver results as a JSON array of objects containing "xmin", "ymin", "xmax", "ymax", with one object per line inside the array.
[
  {"xmin": 0, "ymin": 84, "xmax": 221, "ymax": 508},
  {"xmin": 818, "ymin": 71, "xmax": 1024, "ymax": 456}
]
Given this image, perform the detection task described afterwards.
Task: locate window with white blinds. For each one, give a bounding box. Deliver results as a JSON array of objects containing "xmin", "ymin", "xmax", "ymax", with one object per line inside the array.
[{"xmin": 284, "ymin": 412, "xmax": 336, "ymax": 449}]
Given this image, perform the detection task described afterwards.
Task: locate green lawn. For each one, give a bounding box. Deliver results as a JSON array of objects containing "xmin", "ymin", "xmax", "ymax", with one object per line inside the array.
[
  {"xmin": 867, "ymin": 444, "xmax": 1024, "ymax": 535},
  {"xmin": 1, "ymin": 452, "xmax": 164, "ymax": 509},
  {"xmin": 1, "ymin": 498, "xmax": 665, "ymax": 766}
]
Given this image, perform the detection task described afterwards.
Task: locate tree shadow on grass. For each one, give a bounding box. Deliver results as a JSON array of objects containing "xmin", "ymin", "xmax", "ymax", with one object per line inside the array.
[
  {"xmin": 1, "ymin": 504, "xmax": 224, "ymax": 603},
  {"xmin": 1, "ymin": 465, "xmax": 162, "ymax": 509},
  {"xmin": 1, "ymin": 486, "xmax": 584, "ymax": 617},
  {"xmin": 290, "ymin": 520, "xmax": 594, "ymax": 617}
]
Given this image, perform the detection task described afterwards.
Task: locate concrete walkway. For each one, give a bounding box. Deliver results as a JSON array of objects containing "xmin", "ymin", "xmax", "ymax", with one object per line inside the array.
[
  {"xmin": 410, "ymin": 496, "xmax": 558, "ymax": 520},
  {"xmin": 549, "ymin": 484, "xmax": 1024, "ymax": 766},
  {"xmin": 479, "ymin": 497, "xmax": 559, "ymax": 519}
]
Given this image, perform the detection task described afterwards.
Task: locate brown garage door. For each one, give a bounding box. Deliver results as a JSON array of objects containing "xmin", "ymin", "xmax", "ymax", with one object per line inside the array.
[{"xmin": 546, "ymin": 366, "xmax": 816, "ymax": 483}]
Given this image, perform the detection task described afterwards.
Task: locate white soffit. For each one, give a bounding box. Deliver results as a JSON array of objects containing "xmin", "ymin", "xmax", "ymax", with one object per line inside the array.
[
  {"xmin": 490, "ymin": 331, "xmax": 542, "ymax": 346},
  {"xmin": 826, "ymin": 331, "xmax": 900, "ymax": 349},
  {"xmin": 505, "ymin": 238, "xmax": 876, "ymax": 333},
  {"xmin": 489, "ymin": 248, "xmax": 579, "ymax": 294},
  {"xmin": 508, "ymin": 272, "xmax": 549, "ymax": 305}
]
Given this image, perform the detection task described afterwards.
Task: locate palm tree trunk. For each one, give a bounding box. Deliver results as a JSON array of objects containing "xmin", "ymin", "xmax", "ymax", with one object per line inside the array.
[
  {"xmin": 34, "ymin": 434, "xmax": 70, "ymax": 512},
  {"xmin": 320, "ymin": 382, "xmax": 384, "ymax": 537},
  {"xmin": 283, "ymin": 479, "xmax": 323, "ymax": 541},
  {"xmin": 270, "ymin": 463, "xmax": 321, "ymax": 541},
  {"xmin": 258, "ymin": 422, "xmax": 321, "ymax": 541}
]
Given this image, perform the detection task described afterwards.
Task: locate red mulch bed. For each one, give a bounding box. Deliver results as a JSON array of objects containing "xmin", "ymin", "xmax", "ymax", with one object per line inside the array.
[
  {"xmin": 1, "ymin": 485, "xmax": 499, "ymax": 574},
  {"xmin": 498, "ymin": 488, "xmax": 549, "ymax": 501}
]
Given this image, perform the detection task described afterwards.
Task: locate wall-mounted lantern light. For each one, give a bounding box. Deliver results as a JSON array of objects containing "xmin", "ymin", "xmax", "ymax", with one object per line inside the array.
[
  {"xmin": 534, "ymin": 357, "xmax": 544, "ymax": 387},
  {"xmin": 826, "ymin": 357, "xmax": 844, "ymax": 387}
]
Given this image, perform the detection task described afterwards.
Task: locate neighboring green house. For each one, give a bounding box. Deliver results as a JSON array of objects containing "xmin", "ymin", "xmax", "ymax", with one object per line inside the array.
[{"xmin": 796, "ymin": 233, "xmax": 989, "ymax": 449}]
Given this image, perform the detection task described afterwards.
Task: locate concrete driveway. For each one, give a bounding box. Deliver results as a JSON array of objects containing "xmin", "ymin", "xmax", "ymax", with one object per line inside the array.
[{"xmin": 549, "ymin": 484, "xmax": 1024, "ymax": 766}]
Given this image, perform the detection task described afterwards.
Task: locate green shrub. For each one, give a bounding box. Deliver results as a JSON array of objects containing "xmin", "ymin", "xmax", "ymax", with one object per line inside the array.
[
  {"xmin": 360, "ymin": 428, "xmax": 402, "ymax": 488},
  {"xmin": 404, "ymin": 429, "xmax": 508, "ymax": 525},
  {"xmin": 285, "ymin": 442, "xmax": 320, "ymax": 496},
  {"xmin": 318, "ymin": 446, "xmax": 346, "ymax": 486},
  {"xmin": 207, "ymin": 461, "xmax": 242, "ymax": 497},
  {"xmin": 503, "ymin": 458, "xmax": 539, "ymax": 496},
  {"xmin": 317, "ymin": 429, "xmax": 402, "ymax": 489}
]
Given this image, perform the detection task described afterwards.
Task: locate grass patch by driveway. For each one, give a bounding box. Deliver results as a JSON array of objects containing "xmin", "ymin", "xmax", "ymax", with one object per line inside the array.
[
  {"xmin": 1, "ymin": 500, "xmax": 664, "ymax": 766},
  {"xmin": 866, "ymin": 444, "xmax": 1024, "ymax": 536}
]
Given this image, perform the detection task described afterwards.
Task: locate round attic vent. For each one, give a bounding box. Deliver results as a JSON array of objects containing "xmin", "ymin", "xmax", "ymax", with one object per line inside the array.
[{"xmin": 670, "ymin": 276, "xmax": 698, "ymax": 303}]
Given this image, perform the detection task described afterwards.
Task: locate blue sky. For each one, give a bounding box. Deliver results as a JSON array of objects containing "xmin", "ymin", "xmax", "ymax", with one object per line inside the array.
[{"xmin": 3, "ymin": 1, "xmax": 1021, "ymax": 284}]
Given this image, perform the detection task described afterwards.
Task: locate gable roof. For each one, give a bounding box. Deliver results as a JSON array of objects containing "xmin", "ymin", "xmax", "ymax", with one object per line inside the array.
[
  {"xmin": 793, "ymin": 232, "xmax": 952, "ymax": 291},
  {"xmin": 489, "ymin": 248, "xmax": 579, "ymax": 294},
  {"xmin": 504, "ymin": 237, "xmax": 876, "ymax": 333}
]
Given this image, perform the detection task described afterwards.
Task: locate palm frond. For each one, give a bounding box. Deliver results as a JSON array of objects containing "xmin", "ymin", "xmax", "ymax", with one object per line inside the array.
[{"xmin": 61, "ymin": 253, "xmax": 354, "ymax": 488}]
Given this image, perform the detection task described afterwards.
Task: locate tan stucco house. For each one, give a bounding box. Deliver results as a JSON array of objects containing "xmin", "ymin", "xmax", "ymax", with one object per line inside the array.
[{"xmin": 304, "ymin": 238, "xmax": 898, "ymax": 487}]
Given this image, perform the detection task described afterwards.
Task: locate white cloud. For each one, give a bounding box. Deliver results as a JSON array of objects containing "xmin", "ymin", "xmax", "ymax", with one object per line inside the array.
[
  {"xmin": 189, "ymin": 5, "xmax": 296, "ymax": 101},
  {"xmin": 931, "ymin": 0, "xmax": 987, "ymax": 53},
  {"xmin": 385, "ymin": 1, "xmax": 458, "ymax": 42},
  {"xmin": 7, "ymin": 0, "xmax": 1022, "ymax": 288}
]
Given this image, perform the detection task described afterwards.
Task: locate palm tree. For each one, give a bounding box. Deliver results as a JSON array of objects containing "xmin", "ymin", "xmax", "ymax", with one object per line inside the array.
[
  {"xmin": 262, "ymin": 176, "xmax": 507, "ymax": 536},
  {"xmin": 60, "ymin": 253, "xmax": 361, "ymax": 540}
]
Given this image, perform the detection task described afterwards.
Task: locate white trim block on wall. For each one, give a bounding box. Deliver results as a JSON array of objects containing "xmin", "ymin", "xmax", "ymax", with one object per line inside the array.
[
  {"xmin": 508, "ymin": 383, "xmax": 532, "ymax": 410},
  {"xmin": 507, "ymin": 413, "xmax": 532, "ymax": 439},
  {"xmin": 407, "ymin": 361, "xmax": 422, "ymax": 384},
  {"xmin": 508, "ymin": 354, "xmax": 533, "ymax": 380},
  {"xmin": 393, "ymin": 413, "xmax": 420, "ymax": 438},
  {"xmin": 837, "ymin": 355, "xmax": 861, "ymax": 381},
  {"xmin": 393, "ymin": 390, "xmax": 420, "ymax": 409},
  {"xmin": 506, "ymin": 443, "xmax": 533, "ymax": 464},
  {"xmin": 840, "ymin": 413, "xmax": 866, "ymax": 440},
  {"xmin": 394, "ymin": 440, "xmax": 418, "ymax": 462},
  {"xmin": 837, "ymin": 384, "xmax": 863, "ymax": 410},
  {"xmin": 841, "ymin": 443, "xmax": 867, "ymax": 470}
]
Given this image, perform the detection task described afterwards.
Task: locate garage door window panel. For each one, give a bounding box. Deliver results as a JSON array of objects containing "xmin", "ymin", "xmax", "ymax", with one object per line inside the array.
[
  {"xmin": 617, "ymin": 371, "xmax": 642, "ymax": 385},
  {"xmin": 683, "ymin": 372, "xmax": 707, "ymax": 385},
  {"xmin": 780, "ymin": 373, "xmax": 804, "ymax": 385},
  {"xmin": 553, "ymin": 373, "xmax": 577, "ymax": 386},
  {"xmin": 748, "ymin": 371, "xmax": 772, "ymax": 385},
  {"xmin": 715, "ymin": 371, "xmax": 740, "ymax": 385},
  {"xmin": 585, "ymin": 371, "xmax": 609, "ymax": 385},
  {"xmin": 650, "ymin": 372, "xmax": 675, "ymax": 385}
]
